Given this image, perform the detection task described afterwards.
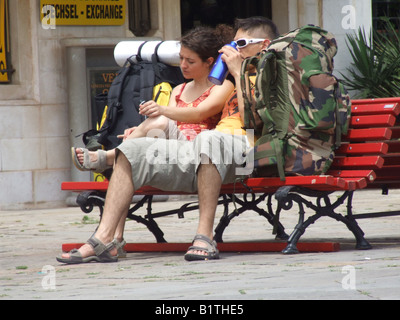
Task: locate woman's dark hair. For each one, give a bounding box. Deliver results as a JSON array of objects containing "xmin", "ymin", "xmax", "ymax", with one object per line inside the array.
[{"xmin": 180, "ymin": 25, "xmax": 234, "ymax": 63}]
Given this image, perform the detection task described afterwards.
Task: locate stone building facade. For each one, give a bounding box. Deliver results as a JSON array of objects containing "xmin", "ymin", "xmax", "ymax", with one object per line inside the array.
[{"xmin": 0, "ymin": 0, "xmax": 372, "ymax": 209}]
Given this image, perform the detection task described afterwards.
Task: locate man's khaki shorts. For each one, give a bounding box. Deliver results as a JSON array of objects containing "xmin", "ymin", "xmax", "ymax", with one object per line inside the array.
[{"xmin": 117, "ymin": 131, "xmax": 250, "ymax": 193}]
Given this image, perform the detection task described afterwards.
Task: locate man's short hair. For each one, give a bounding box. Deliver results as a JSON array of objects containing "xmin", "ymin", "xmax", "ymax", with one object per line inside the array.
[{"xmin": 234, "ymin": 16, "xmax": 279, "ymax": 40}]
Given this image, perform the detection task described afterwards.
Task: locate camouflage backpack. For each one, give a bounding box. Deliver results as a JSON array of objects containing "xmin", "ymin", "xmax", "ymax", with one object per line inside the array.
[{"xmin": 241, "ymin": 25, "xmax": 351, "ymax": 180}]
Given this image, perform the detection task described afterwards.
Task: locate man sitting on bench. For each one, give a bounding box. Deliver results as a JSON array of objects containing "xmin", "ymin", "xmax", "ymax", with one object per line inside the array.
[{"xmin": 57, "ymin": 17, "xmax": 279, "ymax": 264}]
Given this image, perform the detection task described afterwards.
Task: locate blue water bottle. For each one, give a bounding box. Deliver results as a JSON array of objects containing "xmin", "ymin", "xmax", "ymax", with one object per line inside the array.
[{"xmin": 208, "ymin": 41, "xmax": 237, "ymax": 85}]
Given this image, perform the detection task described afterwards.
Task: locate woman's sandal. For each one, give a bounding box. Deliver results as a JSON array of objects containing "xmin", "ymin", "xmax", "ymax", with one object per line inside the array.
[
  {"xmin": 71, "ymin": 147, "xmax": 112, "ymax": 172},
  {"xmin": 56, "ymin": 236, "xmax": 118, "ymax": 264},
  {"xmin": 184, "ymin": 234, "xmax": 220, "ymax": 261}
]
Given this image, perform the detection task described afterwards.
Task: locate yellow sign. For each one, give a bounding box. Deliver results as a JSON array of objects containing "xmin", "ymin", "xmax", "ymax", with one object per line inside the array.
[
  {"xmin": 40, "ymin": 0, "xmax": 126, "ymax": 26},
  {"xmin": 0, "ymin": 0, "xmax": 10, "ymax": 83}
]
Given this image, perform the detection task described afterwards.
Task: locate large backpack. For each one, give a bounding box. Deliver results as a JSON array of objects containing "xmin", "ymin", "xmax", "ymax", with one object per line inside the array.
[
  {"xmin": 84, "ymin": 46, "xmax": 185, "ymax": 151},
  {"xmin": 241, "ymin": 25, "xmax": 351, "ymax": 180}
]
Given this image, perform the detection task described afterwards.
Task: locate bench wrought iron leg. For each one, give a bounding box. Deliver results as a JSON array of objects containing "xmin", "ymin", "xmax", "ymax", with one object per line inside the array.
[
  {"xmin": 214, "ymin": 194, "xmax": 289, "ymax": 242},
  {"xmin": 313, "ymin": 191, "xmax": 372, "ymax": 251},
  {"xmin": 344, "ymin": 191, "xmax": 372, "ymax": 250},
  {"xmin": 126, "ymin": 195, "xmax": 167, "ymax": 243},
  {"xmin": 214, "ymin": 195, "xmax": 236, "ymax": 243},
  {"xmin": 76, "ymin": 191, "xmax": 106, "ymax": 216},
  {"xmin": 281, "ymin": 202, "xmax": 307, "ymax": 254},
  {"xmin": 76, "ymin": 191, "xmax": 167, "ymax": 243},
  {"xmin": 277, "ymin": 188, "xmax": 372, "ymax": 254},
  {"xmin": 259, "ymin": 195, "xmax": 289, "ymax": 240}
]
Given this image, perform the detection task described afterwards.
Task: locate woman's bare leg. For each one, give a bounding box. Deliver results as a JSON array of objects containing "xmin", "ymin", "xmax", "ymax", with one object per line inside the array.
[{"xmin": 74, "ymin": 116, "xmax": 170, "ymax": 167}]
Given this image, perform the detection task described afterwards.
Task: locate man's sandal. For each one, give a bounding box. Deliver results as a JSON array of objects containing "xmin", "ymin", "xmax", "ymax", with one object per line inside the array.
[
  {"xmin": 184, "ymin": 234, "xmax": 220, "ymax": 261},
  {"xmin": 113, "ymin": 239, "xmax": 127, "ymax": 258},
  {"xmin": 56, "ymin": 236, "xmax": 118, "ymax": 264},
  {"xmin": 71, "ymin": 147, "xmax": 112, "ymax": 172}
]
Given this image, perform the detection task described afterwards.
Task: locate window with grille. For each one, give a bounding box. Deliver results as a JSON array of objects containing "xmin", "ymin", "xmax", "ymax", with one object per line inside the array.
[{"xmin": 372, "ymin": 0, "xmax": 400, "ymax": 30}]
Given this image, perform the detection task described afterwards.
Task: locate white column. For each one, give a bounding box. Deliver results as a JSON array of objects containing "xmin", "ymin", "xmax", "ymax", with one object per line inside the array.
[
  {"xmin": 322, "ymin": 0, "xmax": 372, "ymax": 81},
  {"xmin": 66, "ymin": 46, "xmax": 91, "ymax": 183}
]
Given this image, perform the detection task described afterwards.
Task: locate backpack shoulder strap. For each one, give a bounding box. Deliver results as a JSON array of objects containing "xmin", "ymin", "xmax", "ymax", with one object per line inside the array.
[
  {"xmin": 102, "ymin": 59, "xmax": 132, "ymax": 133},
  {"xmin": 107, "ymin": 59, "xmax": 131, "ymax": 109},
  {"xmin": 139, "ymin": 60, "xmax": 156, "ymax": 103},
  {"xmin": 241, "ymin": 55, "xmax": 261, "ymax": 132},
  {"xmin": 254, "ymin": 51, "xmax": 278, "ymax": 134}
]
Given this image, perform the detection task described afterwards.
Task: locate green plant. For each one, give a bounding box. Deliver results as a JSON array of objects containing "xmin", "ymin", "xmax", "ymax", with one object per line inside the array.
[
  {"xmin": 375, "ymin": 17, "xmax": 400, "ymax": 65},
  {"xmin": 342, "ymin": 17, "xmax": 400, "ymax": 98}
]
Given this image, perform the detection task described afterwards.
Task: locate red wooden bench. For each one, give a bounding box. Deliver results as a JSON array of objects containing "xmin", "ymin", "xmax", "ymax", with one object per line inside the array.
[{"xmin": 61, "ymin": 97, "xmax": 400, "ymax": 254}]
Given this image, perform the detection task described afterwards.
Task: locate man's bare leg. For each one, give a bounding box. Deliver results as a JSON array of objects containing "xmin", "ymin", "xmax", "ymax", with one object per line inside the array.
[
  {"xmin": 113, "ymin": 212, "xmax": 128, "ymax": 243},
  {"xmin": 93, "ymin": 151, "xmax": 134, "ymax": 245},
  {"xmin": 61, "ymin": 151, "xmax": 134, "ymax": 259}
]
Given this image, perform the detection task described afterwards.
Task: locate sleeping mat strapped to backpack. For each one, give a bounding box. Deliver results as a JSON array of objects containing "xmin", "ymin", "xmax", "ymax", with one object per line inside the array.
[{"xmin": 86, "ymin": 47, "xmax": 185, "ymax": 151}]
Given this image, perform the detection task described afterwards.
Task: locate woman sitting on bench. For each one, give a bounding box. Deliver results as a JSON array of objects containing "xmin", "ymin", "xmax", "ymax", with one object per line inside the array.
[{"xmin": 72, "ymin": 25, "xmax": 235, "ymax": 172}]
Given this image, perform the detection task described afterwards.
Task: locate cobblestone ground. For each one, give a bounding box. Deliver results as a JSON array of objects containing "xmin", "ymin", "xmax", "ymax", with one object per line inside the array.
[{"xmin": 0, "ymin": 190, "xmax": 399, "ymax": 301}]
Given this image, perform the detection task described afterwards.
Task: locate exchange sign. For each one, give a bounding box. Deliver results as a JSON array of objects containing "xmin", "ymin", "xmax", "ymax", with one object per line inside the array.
[
  {"xmin": 0, "ymin": 0, "xmax": 11, "ymax": 83},
  {"xmin": 40, "ymin": 0, "xmax": 126, "ymax": 26}
]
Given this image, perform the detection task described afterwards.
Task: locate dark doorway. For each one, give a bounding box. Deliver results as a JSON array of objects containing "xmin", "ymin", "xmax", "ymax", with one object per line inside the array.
[
  {"xmin": 86, "ymin": 48, "xmax": 119, "ymax": 130},
  {"xmin": 181, "ymin": 0, "xmax": 272, "ymax": 34}
]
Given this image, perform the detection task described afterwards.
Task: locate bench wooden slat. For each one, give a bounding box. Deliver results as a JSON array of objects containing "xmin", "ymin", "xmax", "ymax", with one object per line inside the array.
[
  {"xmin": 327, "ymin": 170, "xmax": 376, "ymax": 182},
  {"xmin": 351, "ymin": 103, "xmax": 400, "ymax": 116},
  {"xmin": 62, "ymin": 181, "xmax": 108, "ymax": 192},
  {"xmin": 351, "ymin": 100, "xmax": 400, "ymax": 116},
  {"xmin": 239, "ymin": 176, "xmax": 346, "ymax": 191},
  {"xmin": 352, "ymin": 97, "xmax": 400, "ymax": 105},
  {"xmin": 345, "ymin": 128, "xmax": 393, "ymax": 141},
  {"xmin": 61, "ymin": 181, "xmax": 195, "ymax": 196},
  {"xmin": 336, "ymin": 142, "xmax": 388, "ymax": 156},
  {"xmin": 61, "ymin": 175, "xmax": 354, "ymax": 195},
  {"xmin": 343, "ymin": 178, "xmax": 368, "ymax": 190},
  {"xmin": 331, "ymin": 155, "xmax": 384, "ymax": 169},
  {"xmin": 350, "ymin": 114, "xmax": 397, "ymax": 128}
]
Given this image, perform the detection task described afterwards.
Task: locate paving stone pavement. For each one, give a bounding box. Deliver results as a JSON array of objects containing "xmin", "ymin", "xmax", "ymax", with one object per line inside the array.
[{"xmin": 0, "ymin": 189, "xmax": 399, "ymax": 302}]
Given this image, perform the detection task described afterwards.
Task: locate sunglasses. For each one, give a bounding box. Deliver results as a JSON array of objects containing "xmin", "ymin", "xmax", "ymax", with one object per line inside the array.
[{"xmin": 235, "ymin": 38, "xmax": 265, "ymax": 48}]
